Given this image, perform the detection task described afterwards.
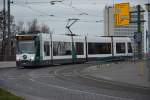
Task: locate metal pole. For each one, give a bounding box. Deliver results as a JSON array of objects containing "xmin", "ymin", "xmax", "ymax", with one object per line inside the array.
[
  {"xmin": 50, "ymin": 31, "xmax": 53, "ymax": 65},
  {"xmin": 111, "ymin": 36, "xmax": 114, "ymax": 56},
  {"xmin": 107, "ymin": 7, "xmax": 110, "ymax": 36},
  {"xmin": 137, "ymin": 5, "xmax": 142, "ymax": 59},
  {"xmin": 2, "ymin": 0, "xmax": 6, "ymax": 60},
  {"xmin": 7, "ymin": 0, "xmax": 11, "ymax": 58},
  {"xmin": 148, "ymin": 8, "xmax": 150, "ymax": 81},
  {"xmin": 85, "ymin": 36, "xmax": 88, "ymax": 61}
]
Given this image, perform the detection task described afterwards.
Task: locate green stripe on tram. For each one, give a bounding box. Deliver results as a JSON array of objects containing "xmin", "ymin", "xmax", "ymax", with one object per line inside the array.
[
  {"xmin": 72, "ymin": 43, "xmax": 77, "ymax": 63},
  {"xmin": 34, "ymin": 35, "xmax": 41, "ymax": 62}
]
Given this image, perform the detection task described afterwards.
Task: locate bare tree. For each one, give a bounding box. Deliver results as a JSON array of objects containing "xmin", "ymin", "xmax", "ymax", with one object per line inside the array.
[
  {"xmin": 0, "ymin": 10, "xmax": 15, "ymax": 33},
  {"xmin": 0, "ymin": 10, "xmax": 17, "ymax": 60},
  {"xmin": 0, "ymin": 11, "xmax": 3, "ymax": 31},
  {"xmin": 17, "ymin": 19, "xmax": 50, "ymax": 34},
  {"xmin": 17, "ymin": 21, "xmax": 24, "ymax": 33},
  {"xmin": 28, "ymin": 19, "xmax": 40, "ymax": 34},
  {"xmin": 41, "ymin": 23, "xmax": 50, "ymax": 33}
]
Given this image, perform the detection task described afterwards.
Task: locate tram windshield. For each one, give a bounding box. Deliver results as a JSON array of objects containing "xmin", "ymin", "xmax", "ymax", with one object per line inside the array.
[{"xmin": 17, "ymin": 41, "xmax": 35, "ymax": 54}]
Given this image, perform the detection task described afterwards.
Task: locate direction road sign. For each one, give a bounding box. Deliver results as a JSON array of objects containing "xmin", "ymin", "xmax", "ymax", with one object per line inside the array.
[{"xmin": 115, "ymin": 3, "xmax": 130, "ymax": 26}]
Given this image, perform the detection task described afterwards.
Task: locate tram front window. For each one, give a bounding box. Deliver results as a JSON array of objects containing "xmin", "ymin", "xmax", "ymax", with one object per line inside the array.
[{"xmin": 17, "ymin": 41, "xmax": 35, "ymax": 54}]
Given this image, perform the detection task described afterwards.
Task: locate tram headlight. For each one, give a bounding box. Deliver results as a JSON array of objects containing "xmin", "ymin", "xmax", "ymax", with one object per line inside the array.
[
  {"xmin": 16, "ymin": 57, "xmax": 20, "ymax": 61},
  {"xmin": 30, "ymin": 57, "xmax": 34, "ymax": 61}
]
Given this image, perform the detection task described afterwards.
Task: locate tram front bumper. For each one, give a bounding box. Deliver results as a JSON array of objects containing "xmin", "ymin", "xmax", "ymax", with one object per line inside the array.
[{"xmin": 16, "ymin": 60, "xmax": 36, "ymax": 67}]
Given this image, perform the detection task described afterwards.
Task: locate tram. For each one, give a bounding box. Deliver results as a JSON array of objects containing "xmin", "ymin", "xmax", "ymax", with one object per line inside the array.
[{"xmin": 16, "ymin": 33, "xmax": 133, "ymax": 68}]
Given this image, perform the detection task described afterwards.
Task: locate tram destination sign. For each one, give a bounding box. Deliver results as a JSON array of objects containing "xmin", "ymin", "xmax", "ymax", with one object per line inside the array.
[{"xmin": 16, "ymin": 35, "xmax": 37, "ymax": 40}]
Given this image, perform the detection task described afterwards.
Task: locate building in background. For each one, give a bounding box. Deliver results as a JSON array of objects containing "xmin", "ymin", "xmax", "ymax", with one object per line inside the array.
[
  {"xmin": 144, "ymin": 4, "xmax": 150, "ymax": 55},
  {"xmin": 104, "ymin": 5, "xmax": 145, "ymax": 55}
]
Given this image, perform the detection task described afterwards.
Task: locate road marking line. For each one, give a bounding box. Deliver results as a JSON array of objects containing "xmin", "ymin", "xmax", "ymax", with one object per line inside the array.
[
  {"xmin": 63, "ymin": 74, "xmax": 74, "ymax": 77},
  {"xmin": 53, "ymin": 66, "xmax": 133, "ymax": 100},
  {"xmin": 99, "ymin": 76, "xmax": 112, "ymax": 80},
  {"xmin": 29, "ymin": 77, "xmax": 133, "ymax": 100}
]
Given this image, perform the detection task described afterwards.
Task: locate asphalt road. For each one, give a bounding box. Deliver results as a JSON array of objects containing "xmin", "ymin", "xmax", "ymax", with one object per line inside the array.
[{"xmin": 0, "ymin": 63, "xmax": 150, "ymax": 100}]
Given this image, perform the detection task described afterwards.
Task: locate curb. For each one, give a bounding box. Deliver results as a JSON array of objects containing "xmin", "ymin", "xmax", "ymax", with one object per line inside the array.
[
  {"xmin": 0, "ymin": 66, "xmax": 16, "ymax": 69},
  {"xmin": 0, "ymin": 62, "xmax": 16, "ymax": 69}
]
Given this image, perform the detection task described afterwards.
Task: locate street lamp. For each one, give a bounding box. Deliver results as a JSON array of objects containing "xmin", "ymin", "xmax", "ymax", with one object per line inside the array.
[{"xmin": 145, "ymin": 3, "xmax": 150, "ymax": 81}]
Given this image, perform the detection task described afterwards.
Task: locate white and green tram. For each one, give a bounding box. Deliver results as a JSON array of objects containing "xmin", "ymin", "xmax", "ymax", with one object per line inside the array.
[{"xmin": 16, "ymin": 33, "xmax": 133, "ymax": 68}]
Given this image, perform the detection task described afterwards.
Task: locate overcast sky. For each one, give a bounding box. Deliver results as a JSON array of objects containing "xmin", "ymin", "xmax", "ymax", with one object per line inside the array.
[{"xmin": 0, "ymin": 0, "xmax": 148, "ymax": 36}]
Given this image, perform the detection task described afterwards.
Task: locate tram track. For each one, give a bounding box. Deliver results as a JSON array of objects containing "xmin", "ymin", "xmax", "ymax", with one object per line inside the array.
[
  {"xmin": 54, "ymin": 63, "xmax": 150, "ymax": 99},
  {"xmin": 0, "ymin": 63, "xmax": 149, "ymax": 100}
]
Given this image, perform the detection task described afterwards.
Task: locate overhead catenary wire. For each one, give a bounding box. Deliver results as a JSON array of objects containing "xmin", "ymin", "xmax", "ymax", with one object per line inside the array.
[
  {"xmin": 59, "ymin": 1, "xmax": 102, "ymax": 18},
  {"xmin": 12, "ymin": 3, "xmax": 104, "ymax": 23},
  {"xmin": 12, "ymin": 0, "xmax": 102, "ymax": 18},
  {"xmin": 12, "ymin": 3, "xmax": 68, "ymax": 19},
  {"xmin": 12, "ymin": 0, "xmax": 64, "ymax": 5}
]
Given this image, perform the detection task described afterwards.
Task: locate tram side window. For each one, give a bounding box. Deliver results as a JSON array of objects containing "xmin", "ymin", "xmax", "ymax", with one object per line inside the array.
[
  {"xmin": 116, "ymin": 43, "xmax": 125, "ymax": 53},
  {"xmin": 75, "ymin": 42, "xmax": 84, "ymax": 55},
  {"xmin": 128, "ymin": 43, "xmax": 132, "ymax": 53},
  {"xmin": 53, "ymin": 42, "xmax": 72, "ymax": 56},
  {"xmin": 88, "ymin": 43, "xmax": 111, "ymax": 54},
  {"xmin": 44, "ymin": 42, "xmax": 50, "ymax": 56}
]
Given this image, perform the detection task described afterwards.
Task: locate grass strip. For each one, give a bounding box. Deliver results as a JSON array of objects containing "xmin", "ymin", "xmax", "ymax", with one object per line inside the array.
[{"xmin": 0, "ymin": 88, "xmax": 24, "ymax": 100}]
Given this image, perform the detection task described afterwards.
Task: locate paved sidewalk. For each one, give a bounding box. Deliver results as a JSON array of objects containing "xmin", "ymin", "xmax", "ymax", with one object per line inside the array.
[
  {"xmin": 0, "ymin": 61, "xmax": 16, "ymax": 68},
  {"xmin": 82, "ymin": 61, "xmax": 150, "ymax": 88}
]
